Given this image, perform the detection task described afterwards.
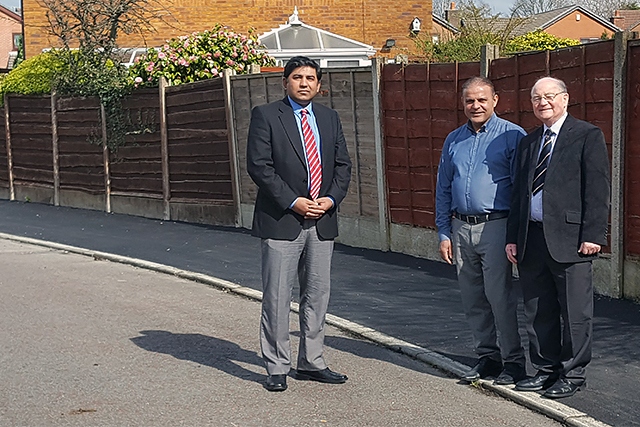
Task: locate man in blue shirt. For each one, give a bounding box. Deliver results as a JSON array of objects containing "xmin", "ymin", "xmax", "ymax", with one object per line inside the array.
[{"xmin": 436, "ymin": 77, "xmax": 526, "ymax": 385}]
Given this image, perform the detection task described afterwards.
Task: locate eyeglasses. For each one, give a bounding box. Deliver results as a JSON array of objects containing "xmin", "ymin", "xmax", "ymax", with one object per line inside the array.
[{"xmin": 531, "ymin": 92, "xmax": 566, "ymax": 104}]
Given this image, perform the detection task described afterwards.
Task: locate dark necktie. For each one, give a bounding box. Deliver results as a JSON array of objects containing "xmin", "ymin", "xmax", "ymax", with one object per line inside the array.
[
  {"xmin": 301, "ymin": 109, "xmax": 322, "ymax": 199},
  {"xmin": 532, "ymin": 129, "xmax": 554, "ymax": 195}
]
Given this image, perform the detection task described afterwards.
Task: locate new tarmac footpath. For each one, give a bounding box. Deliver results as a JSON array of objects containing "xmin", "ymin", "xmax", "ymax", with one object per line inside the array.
[{"xmin": 1, "ymin": 200, "xmax": 639, "ymax": 427}]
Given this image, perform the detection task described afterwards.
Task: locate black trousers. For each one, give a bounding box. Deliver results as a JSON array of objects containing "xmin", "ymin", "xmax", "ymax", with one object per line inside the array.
[{"xmin": 518, "ymin": 223, "xmax": 593, "ymax": 384}]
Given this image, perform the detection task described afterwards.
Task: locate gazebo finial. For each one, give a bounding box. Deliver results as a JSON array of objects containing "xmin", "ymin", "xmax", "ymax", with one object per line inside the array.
[{"xmin": 288, "ymin": 6, "xmax": 301, "ymax": 25}]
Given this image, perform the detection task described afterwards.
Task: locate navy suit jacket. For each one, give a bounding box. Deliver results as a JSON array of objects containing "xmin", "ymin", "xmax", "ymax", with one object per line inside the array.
[
  {"xmin": 507, "ymin": 115, "xmax": 610, "ymax": 263},
  {"xmin": 246, "ymin": 97, "xmax": 352, "ymax": 240}
]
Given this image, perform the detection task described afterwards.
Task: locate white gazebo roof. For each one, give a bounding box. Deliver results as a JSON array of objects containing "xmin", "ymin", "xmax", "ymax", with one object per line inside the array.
[{"xmin": 258, "ymin": 7, "xmax": 375, "ymax": 68}]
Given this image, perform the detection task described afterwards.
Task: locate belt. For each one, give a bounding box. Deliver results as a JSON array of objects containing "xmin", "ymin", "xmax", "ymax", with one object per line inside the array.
[{"xmin": 453, "ymin": 211, "xmax": 509, "ymax": 225}]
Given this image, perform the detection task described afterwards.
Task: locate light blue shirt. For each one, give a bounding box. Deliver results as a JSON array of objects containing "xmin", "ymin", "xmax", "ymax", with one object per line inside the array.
[
  {"xmin": 530, "ymin": 113, "xmax": 568, "ymax": 222},
  {"xmin": 436, "ymin": 114, "xmax": 526, "ymax": 241}
]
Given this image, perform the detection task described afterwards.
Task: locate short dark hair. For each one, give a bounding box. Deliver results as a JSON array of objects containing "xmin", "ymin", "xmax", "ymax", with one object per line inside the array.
[
  {"xmin": 461, "ymin": 76, "xmax": 495, "ymax": 96},
  {"xmin": 283, "ymin": 56, "xmax": 322, "ymax": 80}
]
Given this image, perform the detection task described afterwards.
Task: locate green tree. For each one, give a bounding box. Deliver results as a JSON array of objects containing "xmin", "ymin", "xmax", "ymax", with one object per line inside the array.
[
  {"xmin": 505, "ymin": 29, "xmax": 580, "ymax": 54},
  {"xmin": 0, "ymin": 52, "xmax": 67, "ymax": 103},
  {"xmin": 413, "ymin": 0, "xmax": 526, "ymax": 62}
]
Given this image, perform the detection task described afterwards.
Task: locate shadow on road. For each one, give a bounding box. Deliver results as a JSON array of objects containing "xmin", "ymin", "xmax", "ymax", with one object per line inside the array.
[{"xmin": 130, "ymin": 330, "xmax": 265, "ymax": 384}]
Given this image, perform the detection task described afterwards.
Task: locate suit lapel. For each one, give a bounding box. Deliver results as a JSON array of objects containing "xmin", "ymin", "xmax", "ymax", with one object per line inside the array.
[
  {"xmin": 546, "ymin": 115, "xmax": 576, "ymax": 180},
  {"xmin": 278, "ymin": 98, "xmax": 306, "ymax": 166},
  {"xmin": 527, "ymin": 127, "xmax": 544, "ymax": 187},
  {"xmin": 314, "ymin": 105, "xmax": 332, "ymax": 180}
]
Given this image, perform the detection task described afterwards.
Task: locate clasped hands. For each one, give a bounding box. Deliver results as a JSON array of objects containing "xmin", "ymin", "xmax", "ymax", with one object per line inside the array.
[{"xmin": 292, "ymin": 197, "xmax": 334, "ymax": 219}]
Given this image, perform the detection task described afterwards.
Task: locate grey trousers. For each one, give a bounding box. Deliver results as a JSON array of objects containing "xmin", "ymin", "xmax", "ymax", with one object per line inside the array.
[
  {"xmin": 260, "ymin": 222, "xmax": 334, "ymax": 375},
  {"xmin": 452, "ymin": 217, "xmax": 525, "ymax": 365}
]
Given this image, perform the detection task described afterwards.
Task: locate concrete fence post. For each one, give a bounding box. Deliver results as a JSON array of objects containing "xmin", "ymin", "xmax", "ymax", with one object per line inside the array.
[
  {"xmin": 223, "ymin": 69, "xmax": 242, "ymax": 227},
  {"xmin": 371, "ymin": 57, "xmax": 390, "ymax": 251},
  {"xmin": 610, "ymin": 31, "xmax": 629, "ymax": 298},
  {"xmin": 480, "ymin": 44, "xmax": 499, "ymax": 78}
]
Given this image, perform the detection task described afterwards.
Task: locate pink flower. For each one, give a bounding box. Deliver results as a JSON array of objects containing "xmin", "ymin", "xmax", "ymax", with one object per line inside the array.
[
  {"xmin": 231, "ymin": 52, "xmax": 238, "ymax": 58},
  {"xmin": 134, "ymin": 76, "xmax": 143, "ymax": 83},
  {"xmin": 178, "ymin": 58, "xmax": 189, "ymax": 66},
  {"xmin": 146, "ymin": 62, "xmax": 155, "ymax": 72},
  {"xmin": 214, "ymin": 51, "xmax": 221, "ymax": 58},
  {"xmin": 158, "ymin": 51, "xmax": 166, "ymax": 59},
  {"xmin": 242, "ymin": 54, "xmax": 248, "ymax": 61},
  {"xmin": 226, "ymin": 59, "xmax": 235, "ymax": 66},
  {"xmin": 211, "ymin": 68, "xmax": 218, "ymax": 76}
]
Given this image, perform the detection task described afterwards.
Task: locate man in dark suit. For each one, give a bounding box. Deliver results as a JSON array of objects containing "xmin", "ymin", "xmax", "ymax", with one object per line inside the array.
[
  {"xmin": 246, "ymin": 56, "xmax": 352, "ymax": 392},
  {"xmin": 506, "ymin": 77, "xmax": 610, "ymax": 398}
]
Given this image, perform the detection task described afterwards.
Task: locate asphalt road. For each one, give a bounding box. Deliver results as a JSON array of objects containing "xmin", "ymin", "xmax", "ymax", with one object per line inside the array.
[
  {"xmin": 1, "ymin": 200, "xmax": 639, "ymax": 426},
  {"xmin": 0, "ymin": 239, "xmax": 564, "ymax": 426}
]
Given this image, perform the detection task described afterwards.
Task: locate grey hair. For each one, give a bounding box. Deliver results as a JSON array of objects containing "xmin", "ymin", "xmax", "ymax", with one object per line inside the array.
[{"xmin": 531, "ymin": 77, "xmax": 567, "ymax": 96}]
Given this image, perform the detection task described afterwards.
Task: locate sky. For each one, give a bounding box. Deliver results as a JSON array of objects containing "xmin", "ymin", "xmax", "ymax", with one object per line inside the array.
[
  {"xmin": 486, "ymin": 0, "xmax": 515, "ymax": 15},
  {"xmin": 0, "ymin": 0, "xmax": 20, "ymax": 12}
]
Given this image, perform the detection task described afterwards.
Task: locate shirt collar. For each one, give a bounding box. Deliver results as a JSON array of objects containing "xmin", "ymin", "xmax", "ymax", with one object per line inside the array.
[
  {"xmin": 544, "ymin": 112, "xmax": 568, "ymax": 136},
  {"xmin": 288, "ymin": 96, "xmax": 314, "ymax": 115},
  {"xmin": 465, "ymin": 113, "xmax": 497, "ymax": 133}
]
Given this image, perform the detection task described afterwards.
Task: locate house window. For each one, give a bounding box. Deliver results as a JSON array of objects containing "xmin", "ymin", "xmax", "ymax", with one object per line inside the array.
[{"xmin": 12, "ymin": 33, "xmax": 22, "ymax": 51}]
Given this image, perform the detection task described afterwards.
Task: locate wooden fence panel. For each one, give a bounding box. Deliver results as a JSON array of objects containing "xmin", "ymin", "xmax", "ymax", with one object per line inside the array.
[
  {"xmin": 0, "ymin": 106, "xmax": 8, "ymax": 190},
  {"xmin": 382, "ymin": 61, "xmax": 480, "ymax": 228},
  {"xmin": 109, "ymin": 88, "xmax": 163, "ymax": 195},
  {"xmin": 8, "ymin": 95, "xmax": 53, "ymax": 187},
  {"xmin": 166, "ymin": 78, "xmax": 232, "ymax": 201},
  {"xmin": 625, "ymin": 40, "xmax": 640, "ymax": 256},
  {"xmin": 230, "ymin": 68, "xmax": 379, "ymax": 223},
  {"xmin": 231, "ymin": 72, "xmax": 284, "ymax": 207},
  {"xmin": 56, "ymin": 96, "xmax": 104, "ymax": 194}
]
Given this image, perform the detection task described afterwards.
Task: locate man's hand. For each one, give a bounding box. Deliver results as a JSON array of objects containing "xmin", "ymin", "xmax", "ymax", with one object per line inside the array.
[
  {"xmin": 315, "ymin": 197, "xmax": 334, "ymax": 212},
  {"xmin": 439, "ymin": 239, "xmax": 453, "ymax": 265},
  {"xmin": 579, "ymin": 242, "xmax": 601, "ymax": 256},
  {"xmin": 291, "ymin": 197, "xmax": 327, "ymax": 219},
  {"xmin": 505, "ymin": 243, "xmax": 518, "ymax": 264}
]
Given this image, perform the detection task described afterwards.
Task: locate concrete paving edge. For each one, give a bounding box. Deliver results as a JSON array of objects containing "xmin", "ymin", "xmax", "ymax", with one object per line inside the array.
[{"xmin": 0, "ymin": 232, "xmax": 611, "ymax": 427}]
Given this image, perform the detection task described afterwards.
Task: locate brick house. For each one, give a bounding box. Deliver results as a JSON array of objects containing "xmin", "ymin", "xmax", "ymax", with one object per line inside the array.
[
  {"xmin": 21, "ymin": 0, "xmax": 431, "ymax": 59},
  {"xmin": 0, "ymin": 4, "xmax": 22, "ymax": 69},
  {"xmin": 445, "ymin": 4, "xmax": 620, "ymax": 43},
  {"xmin": 610, "ymin": 9, "xmax": 640, "ymax": 35}
]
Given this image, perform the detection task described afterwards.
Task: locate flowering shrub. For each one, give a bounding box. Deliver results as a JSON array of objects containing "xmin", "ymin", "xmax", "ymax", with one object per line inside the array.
[
  {"xmin": 0, "ymin": 52, "xmax": 68, "ymax": 104},
  {"xmin": 128, "ymin": 25, "xmax": 275, "ymax": 86}
]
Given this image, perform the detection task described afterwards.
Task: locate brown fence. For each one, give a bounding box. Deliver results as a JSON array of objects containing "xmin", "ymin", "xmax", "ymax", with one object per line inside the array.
[
  {"xmin": 1, "ymin": 47, "xmax": 640, "ymax": 297},
  {"xmin": 626, "ymin": 39, "xmax": 640, "ymax": 257},
  {"xmin": 0, "ymin": 106, "xmax": 8, "ymax": 193},
  {"xmin": 382, "ymin": 61, "xmax": 480, "ymax": 228},
  {"xmin": 110, "ymin": 88, "xmax": 163, "ymax": 198},
  {"xmin": 229, "ymin": 68, "xmax": 386, "ymax": 248},
  {"xmin": 166, "ymin": 78, "xmax": 231, "ymax": 202}
]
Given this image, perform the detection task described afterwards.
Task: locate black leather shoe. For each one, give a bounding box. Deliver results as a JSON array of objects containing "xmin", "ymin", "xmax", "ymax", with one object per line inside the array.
[
  {"xmin": 295, "ymin": 368, "xmax": 348, "ymax": 384},
  {"xmin": 515, "ymin": 372, "xmax": 559, "ymax": 391},
  {"xmin": 264, "ymin": 374, "xmax": 287, "ymax": 392},
  {"xmin": 543, "ymin": 378, "xmax": 584, "ymax": 399},
  {"xmin": 494, "ymin": 363, "xmax": 527, "ymax": 385},
  {"xmin": 461, "ymin": 358, "xmax": 503, "ymax": 382}
]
